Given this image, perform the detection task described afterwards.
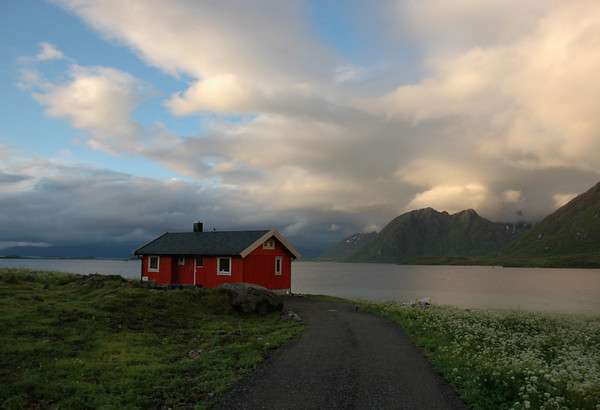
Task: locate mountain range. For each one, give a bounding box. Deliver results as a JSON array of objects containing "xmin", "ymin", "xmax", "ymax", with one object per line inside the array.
[{"xmin": 320, "ymin": 181, "xmax": 600, "ymax": 268}]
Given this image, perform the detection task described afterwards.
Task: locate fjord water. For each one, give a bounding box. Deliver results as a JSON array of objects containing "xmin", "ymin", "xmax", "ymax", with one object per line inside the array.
[{"xmin": 2, "ymin": 259, "xmax": 599, "ymax": 314}]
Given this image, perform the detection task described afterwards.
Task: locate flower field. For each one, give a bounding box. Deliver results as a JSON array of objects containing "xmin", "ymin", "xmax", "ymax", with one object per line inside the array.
[{"xmin": 363, "ymin": 303, "xmax": 600, "ymax": 409}]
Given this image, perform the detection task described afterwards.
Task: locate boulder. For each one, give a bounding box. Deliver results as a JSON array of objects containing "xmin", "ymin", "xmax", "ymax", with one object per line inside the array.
[
  {"xmin": 218, "ymin": 283, "xmax": 283, "ymax": 314},
  {"xmin": 281, "ymin": 309, "xmax": 302, "ymax": 322}
]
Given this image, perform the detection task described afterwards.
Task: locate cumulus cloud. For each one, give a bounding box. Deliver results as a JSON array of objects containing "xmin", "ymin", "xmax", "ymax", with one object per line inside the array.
[
  {"xmin": 406, "ymin": 184, "xmax": 490, "ymax": 215},
  {"xmin": 30, "ymin": 65, "xmax": 147, "ymax": 152},
  {"xmin": 55, "ymin": 0, "xmax": 336, "ymax": 116},
  {"xmin": 36, "ymin": 42, "xmax": 64, "ymax": 61},
  {"xmin": 12, "ymin": 0, "xmax": 600, "ymax": 252},
  {"xmin": 379, "ymin": 1, "xmax": 600, "ymax": 172},
  {"xmin": 166, "ymin": 74, "xmax": 254, "ymax": 115}
]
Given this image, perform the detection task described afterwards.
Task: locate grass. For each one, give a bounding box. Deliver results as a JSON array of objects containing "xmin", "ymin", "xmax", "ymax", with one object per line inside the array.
[
  {"xmin": 361, "ymin": 301, "xmax": 600, "ymax": 409},
  {"xmin": 0, "ymin": 268, "xmax": 303, "ymax": 409}
]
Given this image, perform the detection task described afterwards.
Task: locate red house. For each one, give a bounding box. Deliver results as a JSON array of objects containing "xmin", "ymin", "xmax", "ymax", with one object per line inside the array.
[{"xmin": 134, "ymin": 223, "xmax": 300, "ymax": 293}]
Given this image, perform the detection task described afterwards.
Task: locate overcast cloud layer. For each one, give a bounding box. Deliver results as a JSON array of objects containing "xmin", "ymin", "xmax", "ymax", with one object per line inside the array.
[{"xmin": 4, "ymin": 0, "xmax": 600, "ymax": 254}]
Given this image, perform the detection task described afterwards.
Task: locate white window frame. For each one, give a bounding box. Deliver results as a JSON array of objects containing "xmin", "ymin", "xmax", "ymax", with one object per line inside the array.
[
  {"xmin": 275, "ymin": 256, "xmax": 283, "ymax": 275},
  {"xmin": 148, "ymin": 255, "xmax": 160, "ymax": 272},
  {"xmin": 178, "ymin": 256, "xmax": 186, "ymax": 266},
  {"xmin": 263, "ymin": 239, "xmax": 275, "ymax": 249},
  {"xmin": 217, "ymin": 257, "xmax": 232, "ymax": 276}
]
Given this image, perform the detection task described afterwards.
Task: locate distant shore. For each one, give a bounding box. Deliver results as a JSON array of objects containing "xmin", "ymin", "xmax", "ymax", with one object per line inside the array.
[
  {"xmin": 315, "ymin": 254, "xmax": 600, "ymax": 269},
  {"xmin": 0, "ymin": 255, "xmax": 136, "ymax": 261}
]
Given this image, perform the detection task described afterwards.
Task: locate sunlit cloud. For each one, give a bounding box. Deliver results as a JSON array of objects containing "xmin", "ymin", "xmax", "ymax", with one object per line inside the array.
[{"xmin": 6, "ymin": 0, "xmax": 600, "ymax": 252}]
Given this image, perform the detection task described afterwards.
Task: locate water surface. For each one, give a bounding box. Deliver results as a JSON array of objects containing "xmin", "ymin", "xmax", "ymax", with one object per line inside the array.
[{"xmin": 1, "ymin": 259, "xmax": 599, "ymax": 314}]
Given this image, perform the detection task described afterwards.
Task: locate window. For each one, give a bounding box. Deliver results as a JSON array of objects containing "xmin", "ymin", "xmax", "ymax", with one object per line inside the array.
[
  {"xmin": 217, "ymin": 257, "xmax": 231, "ymax": 275},
  {"xmin": 263, "ymin": 239, "xmax": 275, "ymax": 249},
  {"xmin": 178, "ymin": 256, "xmax": 186, "ymax": 266},
  {"xmin": 195, "ymin": 256, "xmax": 203, "ymax": 267},
  {"xmin": 148, "ymin": 256, "xmax": 160, "ymax": 272},
  {"xmin": 275, "ymin": 256, "xmax": 282, "ymax": 275}
]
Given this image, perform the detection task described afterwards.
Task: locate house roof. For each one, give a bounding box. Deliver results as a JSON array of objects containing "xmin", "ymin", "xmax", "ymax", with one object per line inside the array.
[{"xmin": 134, "ymin": 229, "xmax": 300, "ymax": 259}]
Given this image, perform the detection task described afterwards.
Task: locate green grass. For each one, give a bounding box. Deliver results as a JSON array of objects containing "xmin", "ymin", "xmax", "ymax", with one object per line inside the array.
[
  {"xmin": 0, "ymin": 269, "xmax": 303, "ymax": 409},
  {"xmin": 361, "ymin": 302, "xmax": 600, "ymax": 409}
]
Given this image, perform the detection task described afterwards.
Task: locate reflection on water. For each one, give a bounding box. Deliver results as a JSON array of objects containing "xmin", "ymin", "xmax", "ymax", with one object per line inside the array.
[{"xmin": 1, "ymin": 259, "xmax": 599, "ymax": 314}]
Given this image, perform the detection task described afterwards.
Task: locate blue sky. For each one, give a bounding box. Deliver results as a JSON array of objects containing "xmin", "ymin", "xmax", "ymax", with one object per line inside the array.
[{"xmin": 1, "ymin": 0, "xmax": 600, "ymax": 255}]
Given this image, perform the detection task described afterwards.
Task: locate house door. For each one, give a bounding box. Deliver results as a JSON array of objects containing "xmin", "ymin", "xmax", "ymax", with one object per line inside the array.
[
  {"xmin": 172, "ymin": 258, "xmax": 182, "ymax": 284},
  {"xmin": 194, "ymin": 257, "xmax": 204, "ymax": 287},
  {"xmin": 173, "ymin": 256, "xmax": 193, "ymax": 285}
]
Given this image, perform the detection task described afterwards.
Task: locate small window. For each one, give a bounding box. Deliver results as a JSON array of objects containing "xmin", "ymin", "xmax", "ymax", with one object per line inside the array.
[
  {"xmin": 263, "ymin": 239, "xmax": 275, "ymax": 249},
  {"xmin": 275, "ymin": 256, "xmax": 282, "ymax": 275},
  {"xmin": 148, "ymin": 256, "xmax": 160, "ymax": 272},
  {"xmin": 178, "ymin": 256, "xmax": 186, "ymax": 266},
  {"xmin": 195, "ymin": 256, "xmax": 203, "ymax": 267},
  {"xmin": 217, "ymin": 257, "xmax": 231, "ymax": 275}
]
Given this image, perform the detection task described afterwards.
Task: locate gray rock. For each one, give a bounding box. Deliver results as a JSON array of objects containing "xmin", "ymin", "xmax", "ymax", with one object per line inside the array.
[
  {"xmin": 218, "ymin": 283, "xmax": 283, "ymax": 314},
  {"xmin": 282, "ymin": 310, "xmax": 302, "ymax": 322}
]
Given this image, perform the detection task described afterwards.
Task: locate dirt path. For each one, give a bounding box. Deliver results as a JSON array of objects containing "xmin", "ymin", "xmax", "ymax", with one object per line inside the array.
[{"xmin": 216, "ymin": 296, "xmax": 466, "ymax": 410}]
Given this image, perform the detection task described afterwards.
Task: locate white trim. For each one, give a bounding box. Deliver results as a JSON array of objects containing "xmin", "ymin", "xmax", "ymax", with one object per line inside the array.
[
  {"xmin": 240, "ymin": 230, "xmax": 301, "ymax": 259},
  {"xmin": 217, "ymin": 257, "xmax": 232, "ymax": 275},
  {"xmin": 275, "ymin": 256, "xmax": 283, "ymax": 275},
  {"xmin": 148, "ymin": 255, "xmax": 160, "ymax": 272}
]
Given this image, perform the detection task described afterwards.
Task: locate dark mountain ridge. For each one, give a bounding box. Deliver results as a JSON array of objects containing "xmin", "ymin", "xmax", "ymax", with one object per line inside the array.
[{"xmin": 322, "ymin": 207, "xmax": 529, "ymax": 263}]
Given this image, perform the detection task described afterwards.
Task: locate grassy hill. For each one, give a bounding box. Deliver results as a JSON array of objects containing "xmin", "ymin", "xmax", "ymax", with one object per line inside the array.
[
  {"xmin": 334, "ymin": 208, "xmax": 526, "ymax": 263},
  {"xmin": 0, "ymin": 269, "xmax": 302, "ymax": 409}
]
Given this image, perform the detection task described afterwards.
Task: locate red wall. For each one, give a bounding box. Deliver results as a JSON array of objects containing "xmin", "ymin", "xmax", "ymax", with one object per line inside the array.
[
  {"xmin": 196, "ymin": 256, "xmax": 245, "ymax": 288},
  {"xmin": 243, "ymin": 237, "xmax": 292, "ymax": 290},
  {"xmin": 141, "ymin": 237, "xmax": 293, "ymax": 290},
  {"xmin": 142, "ymin": 255, "xmax": 173, "ymax": 285}
]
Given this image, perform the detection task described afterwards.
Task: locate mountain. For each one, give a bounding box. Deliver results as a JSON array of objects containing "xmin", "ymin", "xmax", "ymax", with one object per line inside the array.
[
  {"xmin": 318, "ymin": 232, "xmax": 378, "ymax": 261},
  {"xmin": 504, "ymin": 182, "xmax": 600, "ymax": 260},
  {"xmin": 322, "ymin": 208, "xmax": 529, "ymax": 263}
]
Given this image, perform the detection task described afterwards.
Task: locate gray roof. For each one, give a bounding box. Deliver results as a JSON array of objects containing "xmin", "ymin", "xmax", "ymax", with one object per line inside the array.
[{"xmin": 134, "ymin": 230, "xmax": 270, "ymax": 256}]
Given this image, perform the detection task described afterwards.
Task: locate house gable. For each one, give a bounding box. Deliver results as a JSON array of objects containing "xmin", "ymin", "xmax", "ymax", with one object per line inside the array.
[{"xmin": 239, "ymin": 230, "xmax": 300, "ymax": 259}]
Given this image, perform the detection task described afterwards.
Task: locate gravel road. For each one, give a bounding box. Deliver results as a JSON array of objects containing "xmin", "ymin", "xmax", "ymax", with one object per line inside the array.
[{"xmin": 216, "ymin": 296, "xmax": 467, "ymax": 410}]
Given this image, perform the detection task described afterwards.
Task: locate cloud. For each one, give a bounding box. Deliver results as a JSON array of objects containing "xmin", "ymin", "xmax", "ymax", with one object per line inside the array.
[
  {"xmin": 56, "ymin": 0, "xmax": 336, "ymax": 116},
  {"xmin": 14, "ymin": 0, "xmax": 600, "ymax": 250},
  {"xmin": 502, "ymin": 190, "xmax": 522, "ymax": 204},
  {"xmin": 378, "ymin": 1, "xmax": 600, "ymax": 172},
  {"xmin": 388, "ymin": 0, "xmax": 559, "ymax": 50},
  {"xmin": 553, "ymin": 193, "xmax": 577, "ymax": 209},
  {"xmin": 0, "ymin": 241, "xmax": 50, "ymax": 250},
  {"xmin": 36, "ymin": 42, "xmax": 64, "ymax": 61},
  {"xmin": 406, "ymin": 183, "xmax": 491, "ymax": 215},
  {"xmin": 0, "ymin": 154, "xmax": 381, "ymax": 251},
  {"xmin": 166, "ymin": 74, "xmax": 254, "ymax": 115},
  {"xmin": 29, "ymin": 65, "xmax": 147, "ymax": 153}
]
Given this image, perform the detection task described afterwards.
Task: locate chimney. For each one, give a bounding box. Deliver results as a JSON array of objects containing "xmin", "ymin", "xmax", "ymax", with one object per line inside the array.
[{"xmin": 193, "ymin": 222, "xmax": 203, "ymax": 232}]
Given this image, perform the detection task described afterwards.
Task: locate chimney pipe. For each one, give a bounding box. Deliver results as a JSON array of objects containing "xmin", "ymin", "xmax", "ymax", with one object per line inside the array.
[{"xmin": 193, "ymin": 222, "xmax": 203, "ymax": 232}]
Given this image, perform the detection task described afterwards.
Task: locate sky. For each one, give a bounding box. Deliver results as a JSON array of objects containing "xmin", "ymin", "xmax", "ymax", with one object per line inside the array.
[{"xmin": 2, "ymin": 0, "xmax": 600, "ymax": 256}]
